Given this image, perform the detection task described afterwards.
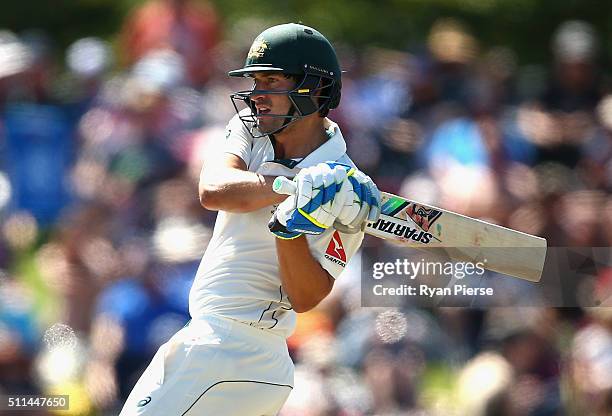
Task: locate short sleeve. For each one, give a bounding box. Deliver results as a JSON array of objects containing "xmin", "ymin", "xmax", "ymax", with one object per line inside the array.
[
  {"xmin": 308, "ymin": 228, "xmax": 365, "ymax": 279},
  {"xmin": 223, "ymin": 112, "xmax": 253, "ymax": 167}
]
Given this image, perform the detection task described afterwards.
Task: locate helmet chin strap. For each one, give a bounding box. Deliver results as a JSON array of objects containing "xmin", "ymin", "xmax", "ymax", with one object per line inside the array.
[
  {"xmin": 257, "ymin": 105, "xmax": 297, "ymax": 137},
  {"xmin": 276, "ymin": 106, "xmax": 297, "ymax": 134}
]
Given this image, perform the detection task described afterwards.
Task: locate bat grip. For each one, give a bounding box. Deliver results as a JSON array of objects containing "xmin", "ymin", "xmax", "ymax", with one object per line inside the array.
[
  {"xmin": 272, "ymin": 176, "xmax": 297, "ymax": 195},
  {"xmin": 272, "ymin": 176, "xmax": 363, "ymax": 234}
]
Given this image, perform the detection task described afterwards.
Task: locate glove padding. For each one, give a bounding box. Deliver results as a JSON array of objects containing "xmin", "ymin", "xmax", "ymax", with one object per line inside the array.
[
  {"xmin": 336, "ymin": 169, "xmax": 381, "ymax": 232},
  {"xmin": 269, "ymin": 162, "xmax": 353, "ymax": 238}
]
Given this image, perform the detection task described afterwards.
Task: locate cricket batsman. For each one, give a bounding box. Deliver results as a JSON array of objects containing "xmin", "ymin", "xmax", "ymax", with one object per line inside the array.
[{"xmin": 119, "ymin": 23, "xmax": 380, "ymax": 415}]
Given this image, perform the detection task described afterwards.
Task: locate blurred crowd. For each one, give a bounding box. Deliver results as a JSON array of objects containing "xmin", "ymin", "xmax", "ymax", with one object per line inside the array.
[{"xmin": 0, "ymin": 0, "xmax": 610, "ymax": 415}]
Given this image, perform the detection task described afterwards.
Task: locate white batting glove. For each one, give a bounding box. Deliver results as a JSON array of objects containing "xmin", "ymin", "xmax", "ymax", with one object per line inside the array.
[
  {"xmin": 269, "ymin": 162, "xmax": 353, "ymax": 238},
  {"xmin": 336, "ymin": 169, "xmax": 381, "ymax": 231}
]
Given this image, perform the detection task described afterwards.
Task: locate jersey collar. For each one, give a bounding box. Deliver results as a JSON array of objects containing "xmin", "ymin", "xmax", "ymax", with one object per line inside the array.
[{"xmin": 258, "ymin": 119, "xmax": 346, "ymax": 176}]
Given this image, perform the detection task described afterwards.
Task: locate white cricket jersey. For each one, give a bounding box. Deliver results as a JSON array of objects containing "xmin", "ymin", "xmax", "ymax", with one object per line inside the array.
[{"xmin": 189, "ymin": 110, "xmax": 364, "ymax": 338}]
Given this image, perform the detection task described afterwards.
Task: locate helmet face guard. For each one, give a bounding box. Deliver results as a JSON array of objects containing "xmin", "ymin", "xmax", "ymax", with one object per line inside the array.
[{"xmin": 229, "ymin": 70, "xmax": 339, "ymax": 138}]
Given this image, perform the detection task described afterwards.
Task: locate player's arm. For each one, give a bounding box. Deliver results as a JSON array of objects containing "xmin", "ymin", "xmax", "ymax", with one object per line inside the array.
[
  {"xmin": 199, "ymin": 153, "xmax": 285, "ymax": 213},
  {"xmin": 276, "ymin": 236, "xmax": 334, "ymax": 313},
  {"xmin": 269, "ymin": 162, "xmax": 380, "ymax": 312}
]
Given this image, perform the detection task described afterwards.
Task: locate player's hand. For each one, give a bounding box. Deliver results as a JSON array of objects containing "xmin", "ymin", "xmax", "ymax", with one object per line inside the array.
[
  {"xmin": 336, "ymin": 169, "xmax": 381, "ymax": 231},
  {"xmin": 268, "ymin": 162, "xmax": 353, "ymax": 239}
]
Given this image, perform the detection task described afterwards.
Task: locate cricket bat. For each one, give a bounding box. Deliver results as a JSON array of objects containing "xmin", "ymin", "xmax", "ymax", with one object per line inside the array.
[{"xmin": 273, "ymin": 177, "xmax": 547, "ymax": 282}]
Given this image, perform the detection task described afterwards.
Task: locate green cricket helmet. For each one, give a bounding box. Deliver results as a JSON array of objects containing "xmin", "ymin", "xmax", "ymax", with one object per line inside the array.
[{"xmin": 228, "ymin": 23, "xmax": 342, "ymax": 137}]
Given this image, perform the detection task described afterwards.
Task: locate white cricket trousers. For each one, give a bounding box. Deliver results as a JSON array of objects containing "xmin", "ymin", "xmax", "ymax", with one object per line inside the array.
[{"xmin": 119, "ymin": 314, "xmax": 294, "ymax": 416}]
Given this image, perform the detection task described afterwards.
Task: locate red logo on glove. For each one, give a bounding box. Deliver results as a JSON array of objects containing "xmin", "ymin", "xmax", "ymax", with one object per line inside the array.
[{"xmin": 325, "ymin": 231, "xmax": 347, "ymax": 262}]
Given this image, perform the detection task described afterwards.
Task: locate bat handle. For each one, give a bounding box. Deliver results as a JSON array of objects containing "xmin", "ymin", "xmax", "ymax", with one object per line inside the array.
[
  {"xmin": 272, "ymin": 176, "xmax": 363, "ymax": 235},
  {"xmin": 272, "ymin": 176, "xmax": 297, "ymax": 195}
]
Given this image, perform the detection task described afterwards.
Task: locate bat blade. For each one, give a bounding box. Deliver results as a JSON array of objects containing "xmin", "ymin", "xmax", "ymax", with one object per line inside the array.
[{"xmin": 365, "ymin": 192, "xmax": 547, "ymax": 282}]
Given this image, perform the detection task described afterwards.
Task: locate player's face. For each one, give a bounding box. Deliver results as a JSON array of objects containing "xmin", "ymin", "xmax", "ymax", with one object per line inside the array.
[{"xmin": 250, "ymin": 73, "xmax": 295, "ymax": 134}]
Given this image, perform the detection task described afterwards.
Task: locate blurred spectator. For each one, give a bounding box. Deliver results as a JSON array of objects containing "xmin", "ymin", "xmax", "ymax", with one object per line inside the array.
[
  {"xmin": 120, "ymin": 0, "xmax": 221, "ymax": 87},
  {"xmin": 427, "ymin": 18, "xmax": 478, "ymax": 106},
  {"xmin": 2, "ymin": 104, "xmax": 74, "ymax": 225},
  {"xmin": 0, "ymin": 31, "xmax": 75, "ymax": 226},
  {"xmin": 569, "ymin": 308, "xmax": 612, "ymax": 415},
  {"xmin": 0, "ymin": 31, "xmax": 34, "ymax": 105},
  {"xmin": 0, "ymin": 273, "xmax": 40, "ymax": 394},
  {"xmin": 59, "ymin": 37, "xmax": 114, "ymax": 117},
  {"xmin": 525, "ymin": 21, "xmax": 603, "ymax": 168},
  {"xmin": 547, "ymin": 20, "xmax": 601, "ymax": 113}
]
